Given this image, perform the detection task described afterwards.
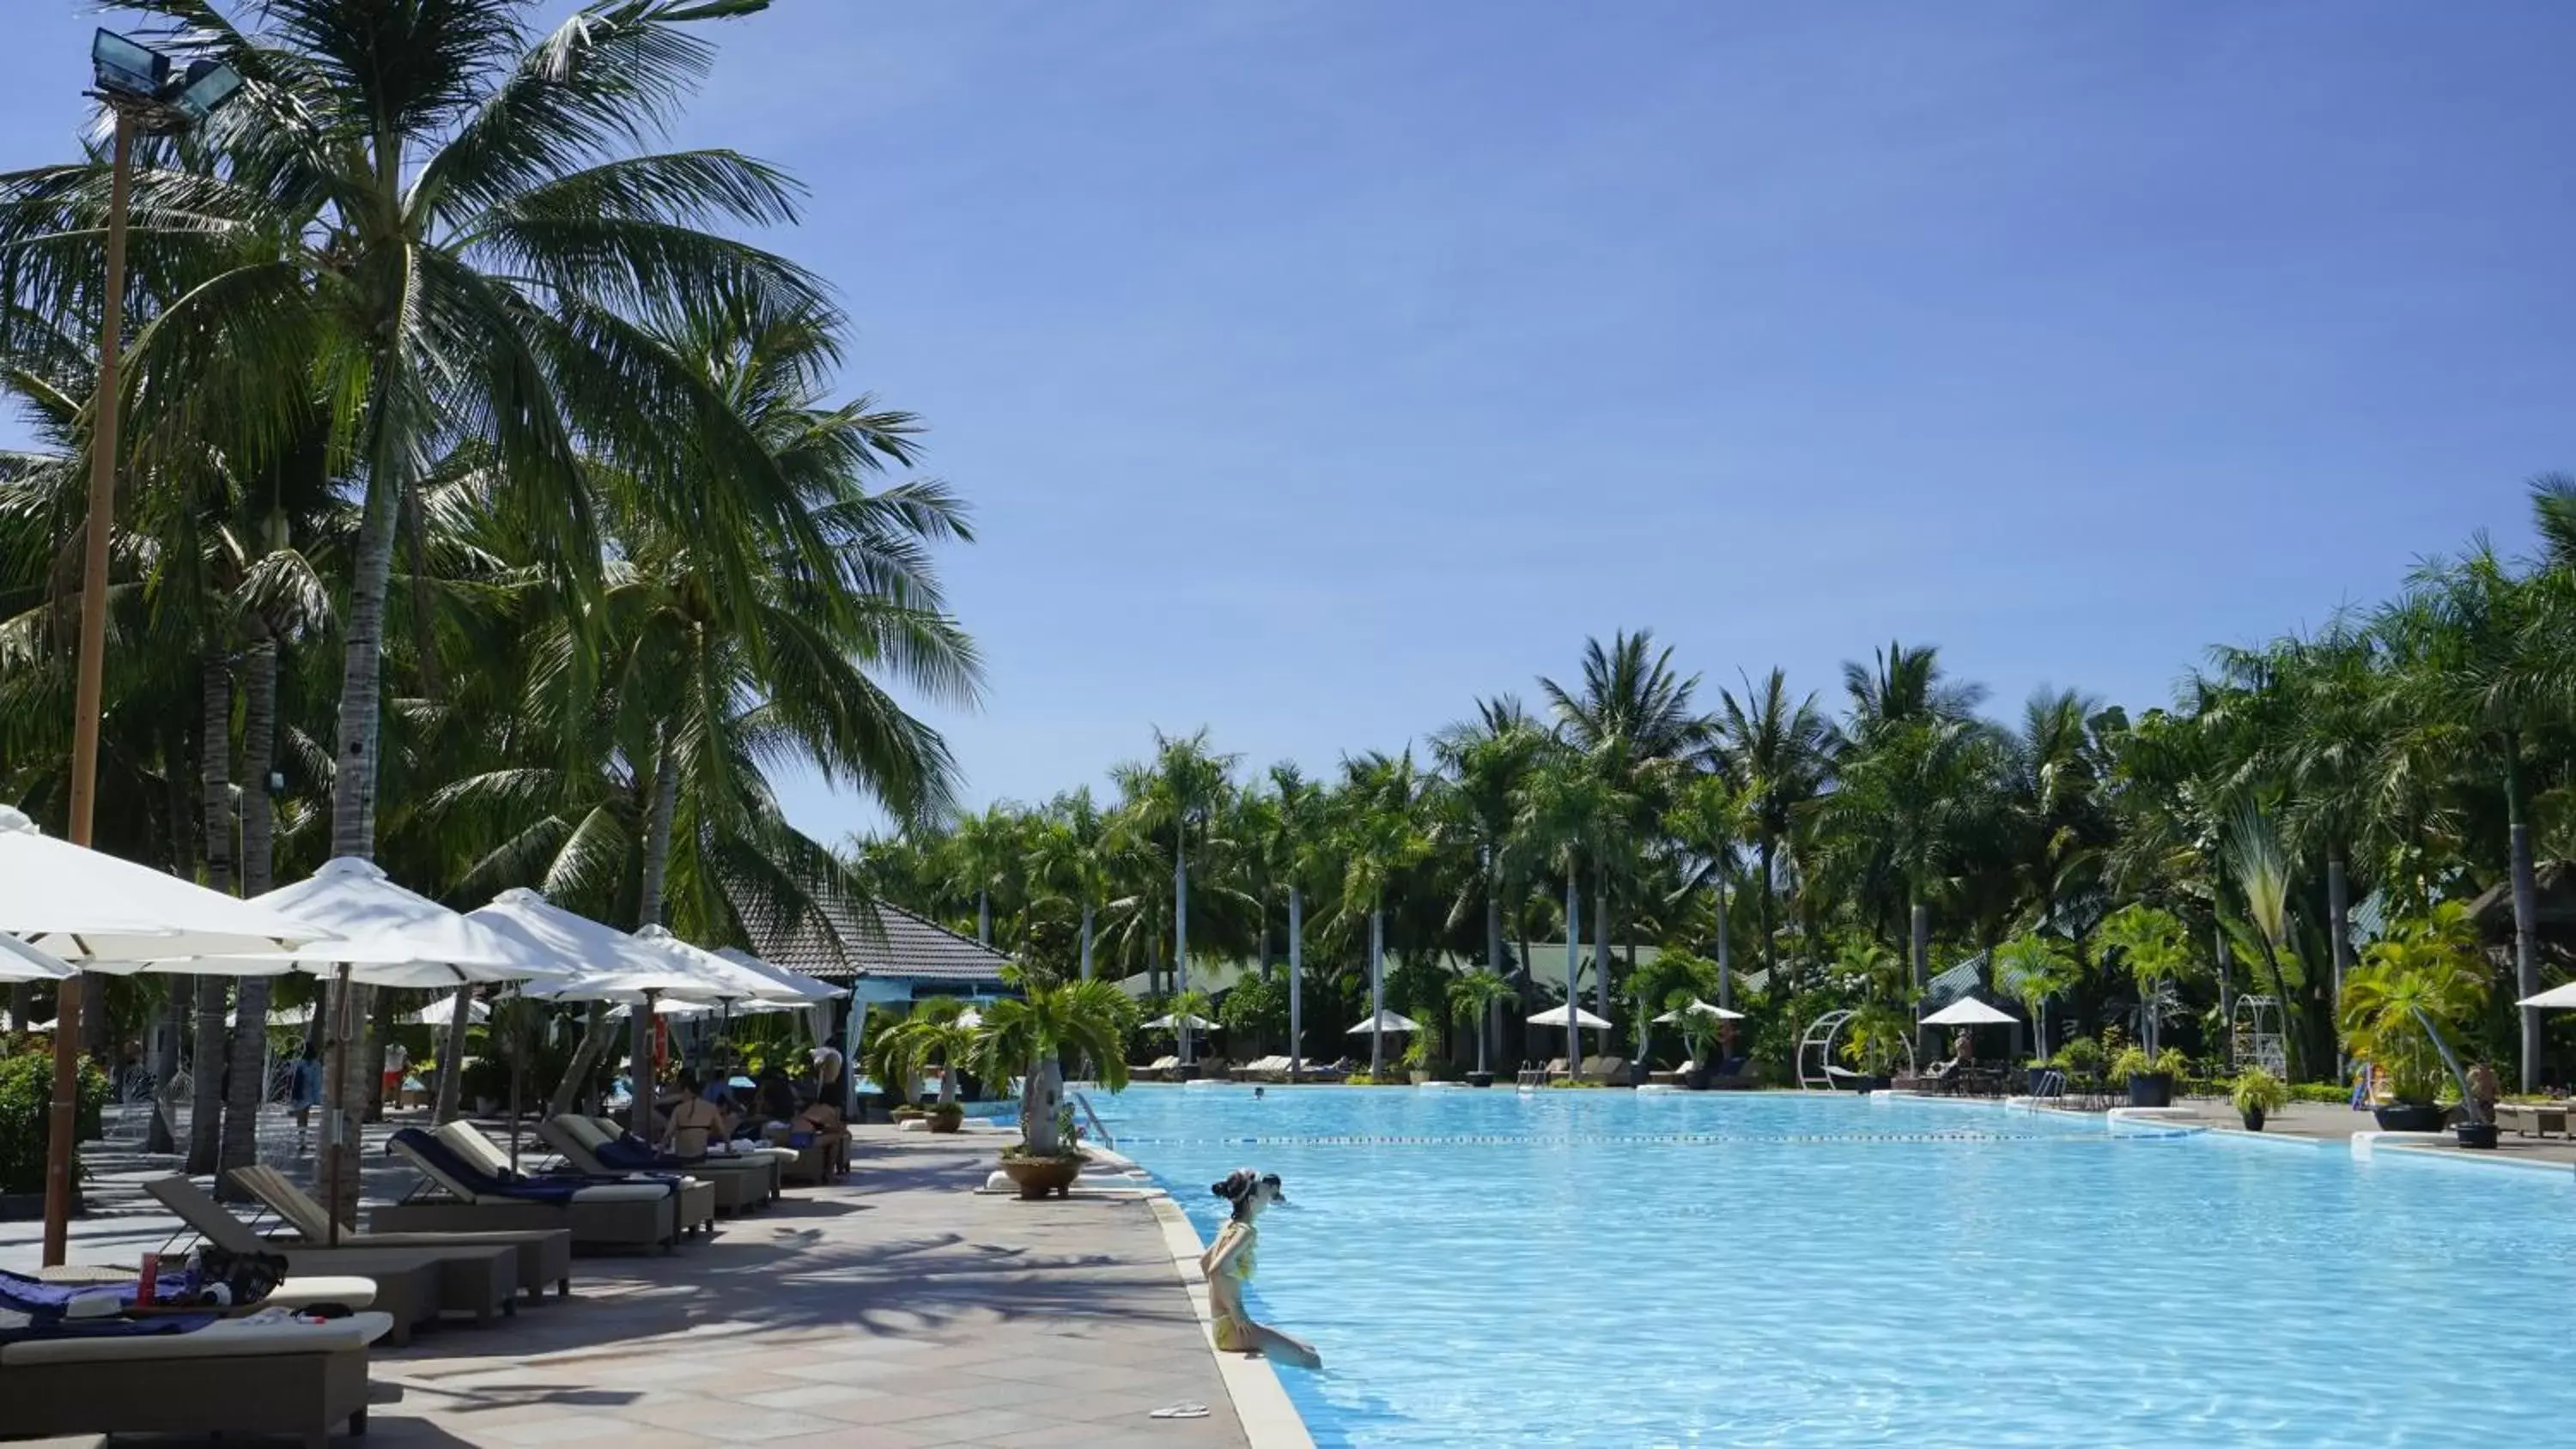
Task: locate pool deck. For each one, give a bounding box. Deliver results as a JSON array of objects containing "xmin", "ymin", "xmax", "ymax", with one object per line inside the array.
[
  {"xmin": 2147, "ymin": 1096, "xmax": 2576, "ymax": 1168},
  {"xmin": 4, "ymin": 1124, "xmax": 1287, "ymax": 1449}
]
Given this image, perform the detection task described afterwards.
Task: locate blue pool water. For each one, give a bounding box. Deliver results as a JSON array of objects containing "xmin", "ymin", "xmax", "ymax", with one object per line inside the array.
[{"xmin": 1098, "ymin": 1086, "xmax": 2574, "ymax": 1447}]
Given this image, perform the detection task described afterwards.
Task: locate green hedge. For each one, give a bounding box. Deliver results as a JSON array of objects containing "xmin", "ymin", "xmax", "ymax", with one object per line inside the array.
[
  {"xmin": 0, "ymin": 1051, "xmax": 110, "ymax": 1196},
  {"xmin": 2286, "ymin": 1082, "xmax": 2352, "ymax": 1104}
]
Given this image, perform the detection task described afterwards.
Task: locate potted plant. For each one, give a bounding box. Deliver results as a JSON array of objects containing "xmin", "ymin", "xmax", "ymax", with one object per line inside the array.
[
  {"xmin": 2341, "ymin": 903, "xmax": 2489, "ymax": 1137},
  {"xmin": 1449, "ymin": 967, "xmax": 1515, "ymax": 1088},
  {"xmin": 1998, "ymin": 932, "xmax": 2077, "ymax": 1095},
  {"xmin": 971, "ymin": 978, "xmax": 1136, "ymax": 1199},
  {"xmin": 869, "ymin": 997, "xmax": 981, "ymax": 1130},
  {"xmin": 1839, "ymin": 1005, "xmax": 1909, "ymax": 1091},
  {"xmin": 2230, "ymin": 1067, "xmax": 2287, "ymax": 1131},
  {"xmin": 1400, "ymin": 1039, "xmax": 1431, "ymax": 1086},
  {"xmin": 2111, "ymin": 1046, "xmax": 2188, "ymax": 1107}
]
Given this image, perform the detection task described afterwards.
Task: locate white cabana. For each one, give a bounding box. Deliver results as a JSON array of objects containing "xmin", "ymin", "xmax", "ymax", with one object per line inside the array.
[
  {"xmin": 0, "ymin": 806, "xmax": 330, "ymax": 962},
  {"xmin": 1346, "ymin": 1009, "xmax": 1421, "ymax": 1034},
  {"xmin": 1921, "ymin": 997, "xmax": 2020, "ymax": 1028},
  {"xmin": 1652, "ymin": 998, "xmax": 1746, "ymax": 1025},
  {"xmin": 1145, "ymin": 1012, "xmax": 1218, "ymax": 1032},
  {"xmin": 1529, "ymin": 1004, "xmax": 1616, "ymax": 1031},
  {"xmin": 0, "ymin": 934, "xmax": 76, "ymax": 983}
]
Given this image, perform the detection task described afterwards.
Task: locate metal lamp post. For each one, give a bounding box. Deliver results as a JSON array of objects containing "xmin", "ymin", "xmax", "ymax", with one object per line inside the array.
[{"xmin": 42, "ymin": 28, "xmax": 244, "ymax": 1268}]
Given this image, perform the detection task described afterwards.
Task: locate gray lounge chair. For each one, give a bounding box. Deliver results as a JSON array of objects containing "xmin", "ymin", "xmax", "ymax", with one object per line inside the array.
[
  {"xmin": 539, "ymin": 1115, "xmax": 777, "ymax": 1211},
  {"xmin": 376, "ymin": 1128, "xmax": 681, "ymax": 1253},
  {"xmin": 229, "ymin": 1162, "xmax": 575, "ymax": 1300},
  {"xmin": 147, "ymin": 1175, "xmax": 514, "ymax": 1338},
  {"xmin": 0, "ymin": 1309, "xmax": 392, "ymax": 1448}
]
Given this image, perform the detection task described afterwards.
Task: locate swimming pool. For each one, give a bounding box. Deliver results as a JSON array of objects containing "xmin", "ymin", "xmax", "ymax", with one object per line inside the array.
[{"xmin": 1099, "ymin": 1085, "xmax": 2573, "ymax": 1448}]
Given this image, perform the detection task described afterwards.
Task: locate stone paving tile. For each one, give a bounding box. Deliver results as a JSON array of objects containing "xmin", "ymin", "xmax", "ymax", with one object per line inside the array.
[
  {"xmin": 883, "ymin": 1406, "xmax": 1061, "ymax": 1445},
  {"xmin": 729, "ymin": 1382, "xmax": 890, "ymax": 1411}
]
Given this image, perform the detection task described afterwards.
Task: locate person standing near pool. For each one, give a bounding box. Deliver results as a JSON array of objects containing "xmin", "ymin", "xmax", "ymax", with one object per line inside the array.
[{"xmin": 1202, "ymin": 1168, "xmax": 1321, "ymax": 1370}]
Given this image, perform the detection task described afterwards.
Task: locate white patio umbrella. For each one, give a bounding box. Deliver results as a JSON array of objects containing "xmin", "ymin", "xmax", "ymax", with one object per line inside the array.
[
  {"xmin": 404, "ymin": 995, "xmax": 492, "ymax": 1028},
  {"xmin": 1346, "ymin": 1009, "xmax": 1421, "ymax": 1034},
  {"xmin": 1144, "ymin": 1012, "xmax": 1218, "ymax": 1032},
  {"xmin": 0, "ymin": 934, "xmax": 76, "ymax": 984},
  {"xmin": 470, "ymin": 888, "xmax": 699, "ymax": 1142},
  {"xmin": 1921, "ymin": 998, "xmax": 2019, "ymax": 1028},
  {"xmin": 1529, "ymin": 1004, "xmax": 1615, "ymax": 1030},
  {"xmin": 2518, "ymin": 982, "xmax": 2576, "ymax": 1009},
  {"xmin": 1651, "ymin": 998, "xmax": 1747, "ymax": 1025},
  {"xmin": 0, "ymin": 806, "xmax": 332, "ymax": 1265}
]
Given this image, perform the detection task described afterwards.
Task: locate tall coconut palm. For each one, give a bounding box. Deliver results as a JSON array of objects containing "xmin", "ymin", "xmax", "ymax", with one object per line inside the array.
[
  {"xmin": 1432, "ymin": 695, "xmax": 1545, "ymax": 1007},
  {"xmin": 1715, "ymin": 668, "xmax": 1832, "ymax": 985},
  {"xmin": 1118, "ymin": 730, "xmax": 1237, "ymax": 1067},
  {"xmin": 0, "ymin": 0, "xmax": 823, "ymax": 1208},
  {"xmin": 1664, "ymin": 772, "xmax": 1748, "ymax": 1011},
  {"xmin": 1336, "ymin": 750, "xmax": 1432, "ymax": 1076},
  {"xmin": 1029, "ymin": 788, "xmax": 1118, "ymax": 981}
]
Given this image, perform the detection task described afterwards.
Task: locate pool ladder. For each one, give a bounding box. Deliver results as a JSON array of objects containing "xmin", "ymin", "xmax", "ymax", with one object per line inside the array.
[
  {"xmin": 2029, "ymin": 1069, "xmax": 2065, "ymax": 1101},
  {"xmin": 1071, "ymin": 1090, "xmax": 1115, "ymax": 1149}
]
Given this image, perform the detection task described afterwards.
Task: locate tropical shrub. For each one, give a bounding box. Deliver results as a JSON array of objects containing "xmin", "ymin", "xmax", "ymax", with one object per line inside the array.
[
  {"xmin": 0, "ymin": 1050, "xmax": 106, "ymax": 1196},
  {"xmin": 969, "ymin": 979, "xmax": 1135, "ymax": 1156},
  {"xmin": 2341, "ymin": 904, "xmax": 2488, "ymax": 1105},
  {"xmin": 2053, "ymin": 1036, "xmax": 2106, "ymax": 1080}
]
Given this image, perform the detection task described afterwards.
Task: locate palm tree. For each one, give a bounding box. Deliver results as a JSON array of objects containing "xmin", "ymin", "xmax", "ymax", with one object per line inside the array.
[
  {"xmin": 948, "ymin": 803, "xmax": 1024, "ymax": 949},
  {"xmin": 868, "ymin": 997, "xmax": 978, "ymax": 1110},
  {"xmin": 1511, "ymin": 743, "xmax": 1629, "ymax": 1063},
  {"xmin": 1336, "ymin": 750, "xmax": 1432, "ymax": 1076},
  {"xmin": 1716, "ymin": 668, "xmax": 1832, "ymax": 985},
  {"xmin": 1447, "ymin": 967, "xmax": 1516, "ymax": 1080},
  {"xmin": 1665, "ymin": 773, "xmax": 1748, "ymax": 1011},
  {"xmin": 2379, "ymin": 537, "xmax": 2558, "ymax": 1088},
  {"xmin": 1432, "ymin": 695, "xmax": 1545, "ymax": 1008},
  {"xmin": 1122, "ymin": 730, "xmax": 1237, "ymax": 1069},
  {"xmin": 1266, "ymin": 762, "xmax": 1328, "ymax": 1073},
  {"xmin": 0, "ymin": 0, "xmax": 822, "ymax": 1203},
  {"xmin": 1541, "ymin": 630, "xmax": 1710, "ymax": 1028},
  {"xmin": 970, "ymin": 978, "xmax": 1134, "ymax": 1155},
  {"xmin": 1029, "ymin": 788, "xmax": 1117, "ymax": 980}
]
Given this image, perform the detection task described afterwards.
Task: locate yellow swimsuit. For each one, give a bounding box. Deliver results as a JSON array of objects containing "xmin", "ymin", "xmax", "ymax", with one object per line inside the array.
[{"xmin": 1209, "ymin": 1221, "xmax": 1259, "ymax": 1351}]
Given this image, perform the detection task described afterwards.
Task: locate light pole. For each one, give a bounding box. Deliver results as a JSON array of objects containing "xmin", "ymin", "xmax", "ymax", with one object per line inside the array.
[{"xmin": 42, "ymin": 28, "xmax": 243, "ymax": 1269}]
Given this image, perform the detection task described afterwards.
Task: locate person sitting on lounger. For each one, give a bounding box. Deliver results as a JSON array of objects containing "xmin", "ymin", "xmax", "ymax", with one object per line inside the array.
[
  {"xmin": 1201, "ymin": 1168, "xmax": 1321, "ymax": 1371},
  {"xmin": 663, "ymin": 1072, "xmax": 728, "ymax": 1160}
]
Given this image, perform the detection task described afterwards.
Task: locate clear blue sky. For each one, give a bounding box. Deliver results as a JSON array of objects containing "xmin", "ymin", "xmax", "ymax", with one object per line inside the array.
[{"xmin": 5, "ymin": 2, "xmax": 2569, "ymax": 844}]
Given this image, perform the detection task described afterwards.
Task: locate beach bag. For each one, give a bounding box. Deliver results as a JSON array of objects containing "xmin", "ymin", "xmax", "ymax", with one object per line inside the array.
[{"xmin": 188, "ymin": 1244, "xmax": 289, "ymax": 1307}]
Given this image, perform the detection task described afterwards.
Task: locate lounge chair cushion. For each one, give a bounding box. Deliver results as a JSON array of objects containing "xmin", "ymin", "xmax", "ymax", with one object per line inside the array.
[{"xmin": 0, "ymin": 1310, "xmax": 392, "ymax": 1366}]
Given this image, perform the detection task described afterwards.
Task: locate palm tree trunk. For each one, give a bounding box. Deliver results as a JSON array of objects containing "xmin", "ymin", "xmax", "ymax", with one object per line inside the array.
[
  {"xmin": 432, "ymin": 986, "xmax": 474, "ymax": 1124},
  {"xmin": 146, "ymin": 989, "xmax": 182, "ymax": 1156},
  {"xmin": 1591, "ymin": 869, "xmax": 1611, "ymax": 1053},
  {"xmin": 976, "ymin": 889, "xmax": 990, "ymax": 946},
  {"xmin": 1025, "ymin": 1056, "xmax": 1064, "ymax": 1155},
  {"xmin": 2507, "ymin": 749, "xmax": 2544, "ymax": 1091},
  {"xmin": 630, "ymin": 721, "xmax": 683, "ymax": 1131},
  {"xmin": 2326, "ymin": 846, "xmax": 2352, "ymax": 1078},
  {"xmin": 1909, "ymin": 897, "xmax": 1931, "ymax": 1063},
  {"xmin": 2213, "ymin": 916, "xmax": 2233, "ymax": 1070},
  {"xmin": 185, "ymin": 652, "xmax": 237, "ymax": 1173},
  {"xmin": 1287, "ymin": 885, "xmax": 1304, "ymax": 1078},
  {"xmin": 1564, "ymin": 876, "xmax": 1582, "ymax": 1063},
  {"xmin": 216, "ymin": 635, "xmax": 280, "ymax": 1197},
  {"xmin": 1714, "ymin": 870, "xmax": 1734, "ymax": 1013},
  {"xmin": 1078, "ymin": 902, "xmax": 1095, "ymax": 981},
  {"xmin": 1368, "ymin": 905, "xmax": 1385, "ymax": 1077},
  {"xmin": 1759, "ymin": 834, "xmax": 1779, "ymax": 976},
  {"xmin": 550, "ymin": 1005, "xmax": 614, "ymax": 1116},
  {"xmin": 1174, "ymin": 848, "xmax": 1191, "ymax": 1067}
]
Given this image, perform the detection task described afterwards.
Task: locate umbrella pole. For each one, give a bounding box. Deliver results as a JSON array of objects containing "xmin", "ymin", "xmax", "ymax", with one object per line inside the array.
[
  {"xmin": 629, "ymin": 989, "xmax": 659, "ymax": 1138},
  {"xmin": 324, "ymin": 962, "xmax": 353, "ymax": 1248}
]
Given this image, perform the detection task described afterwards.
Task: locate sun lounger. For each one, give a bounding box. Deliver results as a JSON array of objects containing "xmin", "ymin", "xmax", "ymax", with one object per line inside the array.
[
  {"xmin": 439, "ymin": 1121, "xmax": 717, "ymax": 1234},
  {"xmin": 539, "ymin": 1116, "xmax": 778, "ymax": 1211},
  {"xmin": 0, "ymin": 1308, "xmax": 392, "ymax": 1448},
  {"xmin": 377, "ymin": 1127, "xmax": 681, "ymax": 1253},
  {"xmin": 229, "ymin": 1164, "xmax": 575, "ymax": 1301},
  {"xmin": 148, "ymin": 1175, "xmax": 515, "ymax": 1338},
  {"xmin": 1129, "ymin": 1055, "xmax": 1179, "ymax": 1082},
  {"xmin": 2496, "ymin": 1101, "xmax": 2571, "ymax": 1138},
  {"xmin": 580, "ymin": 1114, "xmax": 804, "ymax": 1188}
]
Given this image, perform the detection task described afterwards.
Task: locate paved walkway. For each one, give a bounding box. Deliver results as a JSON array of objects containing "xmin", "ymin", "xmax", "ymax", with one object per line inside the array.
[
  {"xmin": 2151, "ymin": 1096, "xmax": 2576, "ymax": 1167},
  {"xmin": 11, "ymin": 1126, "xmax": 1258, "ymax": 1449}
]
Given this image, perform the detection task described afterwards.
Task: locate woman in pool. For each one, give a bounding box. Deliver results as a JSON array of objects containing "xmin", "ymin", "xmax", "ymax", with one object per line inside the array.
[{"xmin": 1201, "ymin": 1168, "xmax": 1321, "ymax": 1370}]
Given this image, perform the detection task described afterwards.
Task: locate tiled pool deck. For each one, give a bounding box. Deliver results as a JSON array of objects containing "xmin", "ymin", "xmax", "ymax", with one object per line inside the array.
[{"xmin": 6, "ymin": 1125, "xmax": 1294, "ymax": 1449}]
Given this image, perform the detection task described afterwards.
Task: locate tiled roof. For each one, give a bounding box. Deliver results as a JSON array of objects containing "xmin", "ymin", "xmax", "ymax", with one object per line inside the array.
[{"xmin": 748, "ymin": 898, "xmax": 1013, "ymax": 985}]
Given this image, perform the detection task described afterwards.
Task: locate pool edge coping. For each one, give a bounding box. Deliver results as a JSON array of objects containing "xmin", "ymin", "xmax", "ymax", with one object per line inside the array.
[{"xmin": 1147, "ymin": 1191, "xmax": 1321, "ymax": 1449}]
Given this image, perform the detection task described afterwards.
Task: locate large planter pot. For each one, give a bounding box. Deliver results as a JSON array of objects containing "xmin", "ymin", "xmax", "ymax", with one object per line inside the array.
[
  {"xmin": 2456, "ymin": 1120, "xmax": 2500, "ymax": 1149},
  {"xmin": 1174, "ymin": 1064, "xmax": 1201, "ymax": 1082},
  {"xmin": 1466, "ymin": 1071, "xmax": 1494, "ymax": 1088},
  {"xmin": 2026, "ymin": 1067, "xmax": 2052, "ymax": 1096},
  {"xmin": 2372, "ymin": 1102, "xmax": 2445, "ymax": 1133},
  {"xmin": 2239, "ymin": 1106, "xmax": 2266, "ymax": 1132},
  {"xmin": 927, "ymin": 1106, "xmax": 965, "ymax": 1134},
  {"xmin": 2126, "ymin": 1073, "xmax": 2173, "ymax": 1109},
  {"xmin": 997, "ymin": 1155, "xmax": 1083, "ymax": 1199},
  {"xmin": 1685, "ymin": 1064, "xmax": 1713, "ymax": 1091},
  {"xmin": 1407, "ymin": 1070, "xmax": 1430, "ymax": 1085}
]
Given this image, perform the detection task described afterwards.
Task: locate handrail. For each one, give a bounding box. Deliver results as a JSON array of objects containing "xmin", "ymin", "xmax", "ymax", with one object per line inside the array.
[
  {"xmin": 1070, "ymin": 1090, "xmax": 1115, "ymax": 1149},
  {"xmin": 2030, "ymin": 1069, "xmax": 2066, "ymax": 1100}
]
